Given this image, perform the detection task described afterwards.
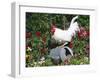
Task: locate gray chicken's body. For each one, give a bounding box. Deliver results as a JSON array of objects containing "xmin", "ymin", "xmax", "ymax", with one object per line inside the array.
[{"xmin": 49, "ymin": 46, "xmax": 73, "ymax": 65}]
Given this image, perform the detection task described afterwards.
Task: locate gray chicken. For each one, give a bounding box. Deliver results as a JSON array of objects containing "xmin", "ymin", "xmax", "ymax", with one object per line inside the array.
[{"xmin": 49, "ymin": 45, "xmax": 73, "ymax": 65}]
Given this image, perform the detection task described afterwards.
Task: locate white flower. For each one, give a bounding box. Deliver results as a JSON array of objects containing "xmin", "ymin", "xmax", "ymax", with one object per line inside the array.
[
  {"xmin": 27, "ymin": 47, "xmax": 32, "ymax": 51},
  {"xmin": 38, "ymin": 60, "xmax": 45, "ymax": 65},
  {"xmin": 40, "ymin": 57, "xmax": 45, "ymax": 61}
]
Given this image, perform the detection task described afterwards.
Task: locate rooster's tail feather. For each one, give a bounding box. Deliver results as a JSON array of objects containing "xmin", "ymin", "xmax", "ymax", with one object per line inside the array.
[{"xmin": 70, "ymin": 16, "xmax": 78, "ymax": 27}]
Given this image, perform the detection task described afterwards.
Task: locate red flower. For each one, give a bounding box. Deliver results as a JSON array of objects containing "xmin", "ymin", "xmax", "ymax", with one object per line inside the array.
[
  {"xmin": 40, "ymin": 48, "xmax": 45, "ymax": 53},
  {"xmin": 42, "ymin": 37, "xmax": 46, "ymax": 43},
  {"xmin": 87, "ymin": 30, "xmax": 89, "ymax": 36},
  {"xmin": 26, "ymin": 32, "xmax": 32, "ymax": 38},
  {"xmin": 85, "ymin": 44, "xmax": 90, "ymax": 54},
  {"xmin": 64, "ymin": 59, "xmax": 69, "ymax": 65},
  {"xmin": 78, "ymin": 27, "xmax": 89, "ymax": 39},
  {"xmin": 68, "ymin": 41, "xmax": 73, "ymax": 48},
  {"xmin": 36, "ymin": 31, "xmax": 41, "ymax": 37},
  {"xmin": 40, "ymin": 48, "xmax": 47, "ymax": 54}
]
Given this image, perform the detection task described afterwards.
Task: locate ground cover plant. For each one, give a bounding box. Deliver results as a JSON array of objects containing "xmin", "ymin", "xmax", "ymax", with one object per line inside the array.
[{"xmin": 25, "ymin": 13, "xmax": 89, "ymax": 67}]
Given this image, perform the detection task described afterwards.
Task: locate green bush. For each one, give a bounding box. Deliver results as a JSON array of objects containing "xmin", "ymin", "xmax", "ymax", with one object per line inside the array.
[{"xmin": 26, "ymin": 13, "xmax": 90, "ymax": 67}]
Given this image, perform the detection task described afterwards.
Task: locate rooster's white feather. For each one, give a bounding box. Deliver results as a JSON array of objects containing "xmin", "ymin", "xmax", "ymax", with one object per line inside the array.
[{"xmin": 51, "ymin": 16, "xmax": 80, "ymax": 42}]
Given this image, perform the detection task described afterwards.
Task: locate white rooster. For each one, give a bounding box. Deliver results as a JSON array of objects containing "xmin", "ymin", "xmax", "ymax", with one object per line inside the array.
[{"xmin": 51, "ymin": 16, "xmax": 80, "ymax": 43}]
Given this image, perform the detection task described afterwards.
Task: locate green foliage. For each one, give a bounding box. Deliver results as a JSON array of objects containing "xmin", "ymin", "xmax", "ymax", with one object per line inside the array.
[
  {"xmin": 78, "ymin": 15, "xmax": 89, "ymax": 27},
  {"xmin": 26, "ymin": 13, "xmax": 90, "ymax": 67}
]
